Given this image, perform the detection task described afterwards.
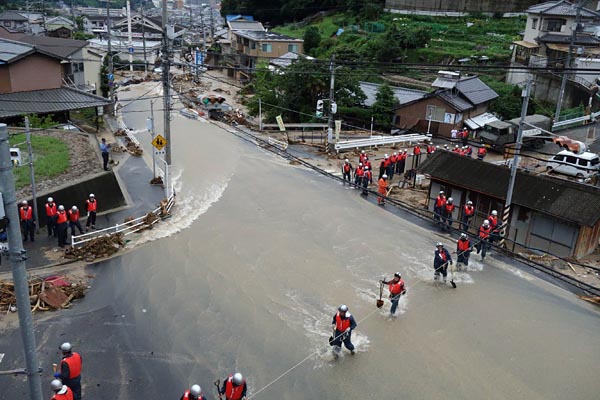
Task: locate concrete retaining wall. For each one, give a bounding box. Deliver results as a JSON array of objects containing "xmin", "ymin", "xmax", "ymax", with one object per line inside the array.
[{"xmin": 26, "ymin": 171, "xmax": 126, "ymax": 225}]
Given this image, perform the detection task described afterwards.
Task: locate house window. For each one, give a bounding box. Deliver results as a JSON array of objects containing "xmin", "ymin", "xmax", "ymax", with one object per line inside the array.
[
  {"xmin": 4, "ymin": 21, "xmax": 10, "ymax": 27},
  {"xmin": 262, "ymin": 43, "xmax": 272, "ymax": 53},
  {"xmin": 250, "ymin": 41, "xmax": 256, "ymax": 50},
  {"xmin": 532, "ymin": 18, "xmax": 538, "ymax": 30},
  {"xmin": 426, "ymin": 105, "xmax": 445, "ymax": 122},
  {"xmin": 288, "ymin": 44, "xmax": 298, "ymax": 52},
  {"xmin": 542, "ymin": 18, "xmax": 566, "ymax": 32}
]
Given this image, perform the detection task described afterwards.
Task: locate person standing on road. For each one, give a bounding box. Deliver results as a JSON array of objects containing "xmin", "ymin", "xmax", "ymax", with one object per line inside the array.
[
  {"xmin": 476, "ymin": 220, "xmax": 492, "ymax": 260},
  {"xmin": 461, "ymin": 201, "xmax": 475, "ymax": 231},
  {"xmin": 45, "ymin": 197, "xmax": 58, "ymax": 238},
  {"xmin": 362, "ymin": 166, "xmax": 372, "ymax": 195},
  {"xmin": 381, "ymin": 272, "xmax": 406, "ymax": 316},
  {"xmin": 477, "ymin": 146, "xmax": 487, "ymax": 160},
  {"xmin": 354, "ymin": 162, "xmax": 364, "ymax": 187},
  {"xmin": 330, "ymin": 304, "xmax": 357, "ymax": 356},
  {"xmin": 434, "ymin": 242, "xmax": 453, "ymax": 282},
  {"xmin": 377, "ymin": 174, "xmax": 388, "ymax": 205},
  {"xmin": 378, "ymin": 155, "xmax": 388, "ymax": 180},
  {"xmin": 56, "ymin": 206, "xmax": 68, "ymax": 247},
  {"xmin": 19, "ymin": 200, "xmax": 35, "ymax": 242},
  {"xmin": 54, "ymin": 342, "xmax": 82, "ymax": 400},
  {"xmin": 342, "ymin": 159, "xmax": 353, "ymax": 185},
  {"xmin": 100, "ymin": 138, "xmax": 110, "ymax": 171},
  {"xmin": 359, "ymin": 150, "xmax": 367, "ymax": 164},
  {"xmin": 363, "ymin": 156, "xmax": 372, "ymax": 171},
  {"xmin": 219, "ymin": 373, "xmax": 247, "ymax": 400},
  {"xmin": 85, "ymin": 194, "xmax": 97, "ymax": 231},
  {"xmin": 455, "ymin": 233, "xmax": 473, "ymax": 269},
  {"xmin": 181, "ymin": 384, "xmax": 206, "ymax": 400},
  {"xmin": 388, "ymin": 152, "xmax": 397, "ymax": 179},
  {"xmin": 68, "ymin": 206, "xmax": 84, "ymax": 237},
  {"xmin": 50, "ymin": 379, "xmax": 74, "ymax": 400}
]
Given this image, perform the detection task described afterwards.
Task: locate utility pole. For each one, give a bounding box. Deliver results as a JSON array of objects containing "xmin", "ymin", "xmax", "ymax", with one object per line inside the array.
[
  {"xmin": 127, "ymin": 0, "xmax": 133, "ymax": 72},
  {"xmin": 500, "ymin": 75, "xmax": 533, "ymax": 248},
  {"xmin": 104, "ymin": 0, "xmax": 115, "ymax": 108},
  {"xmin": 147, "ymin": 101, "xmax": 157, "ymax": 178},
  {"xmin": 209, "ymin": 0, "xmax": 215, "ymax": 42},
  {"xmin": 24, "ymin": 118, "xmax": 38, "ymax": 232},
  {"xmin": 141, "ymin": 4, "xmax": 147, "ymax": 75},
  {"xmin": 555, "ymin": 1, "xmax": 582, "ymax": 122},
  {"xmin": 0, "ymin": 123, "xmax": 43, "ymax": 400},
  {"xmin": 327, "ymin": 54, "xmax": 335, "ymax": 152},
  {"xmin": 162, "ymin": 0, "xmax": 172, "ymax": 165}
]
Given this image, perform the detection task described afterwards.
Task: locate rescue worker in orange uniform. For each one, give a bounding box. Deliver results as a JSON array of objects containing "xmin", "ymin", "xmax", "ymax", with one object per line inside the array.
[
  {"xmin": 379, "ymin": 154, "xmax": 389, "ymax": 180},
  {"xmin": 461, "ymin": 200, "xmax": 475, "ymax": 231},
  {"xmin": 443, "ymin": 197, "xmax": 455, "ymax": 231},
  {"xmin": 68, "ymin": 206, "xmax": 84, "ymax": 236},
  {"xmin": 85, "ymin": 193, "xmax": 97, "ymax": 231},
  {"xmin": 487, "ymin": 210, "xmax": 500, "ymax": 243},
  {"xmin": 54, "ymin": 342, "xmax": 82, "ymax": 400},
  {"xmin": 56, "ymin": 206, "xmax": 68, "ymax": 248},
  {"xmin": 477, "ymin": 146, "xmax": 487, "ymax": 160},
  {"xmin": 476, "ymin": 220, "xmax": 492, "ymax": 260},
  {"xmin": 359, "ymin": 150, "xmax": 367, "ymax": 165},
  {"xmin": 377, "ymin": 174, "xmax": 388, "ymax": 205},
  {"xmin": 354, "ymin": 162, "xmax": 364, "ymax": 187},
  {"xmin": 413, "ymin": 144, "xmax": 422, "ymax": 168},
  {"xmin": 433, "ymin": 191, "xmax": 446, "ymax": 222},
  {"xmin": 45, "ymin": 197, "xmax": 58, "ymax": 237},
  {"xmin": 434, "ymin": 242, "xmax": 453, "ymax": 282},
  {"xmin": 362, "ymin": 166, "xmax": 372, "ymax": 195},
  {"xmin": 396, "ymin": 150, "xmax": 407, "ymax": 174},
  {"xmin": 180, "ymin": 384, "xmax": 206, "ymax": 400},
  {"xmin": 341, "ymin": 159, "xmax": 353, "ymax": 185},
  {"xmin": 381, "ymin": 272, "xmax": 406, "ymax": 316},
  {"xmin": 330, "ymin": 304, "xmax": 357, "ymax": 356},
  {"xmin": 19, "ymin": 200, "xmax": 35, "ymax": 242},
  {"xmin": 219, "ymin": 372, "xmax": 247, "ymax": 400},
  {"xmin": 363, "ymin": 156, "xmax": 372, "ymax": 171},
  {"xmin": 455, "ymin": 233, "xmax": 473, "ymax": 269},
  {"xmin": 50, "ymin": 379, "xmax": 74, "ymax": 400},
  {"xmin": 388, "ymin": 152, "xmax": 397, "ymax": 179}
]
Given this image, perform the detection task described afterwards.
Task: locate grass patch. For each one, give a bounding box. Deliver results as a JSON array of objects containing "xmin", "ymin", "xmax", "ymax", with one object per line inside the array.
[{"xmin": 9, "ymin": 134, "xmax": 70, "ymax": 189}]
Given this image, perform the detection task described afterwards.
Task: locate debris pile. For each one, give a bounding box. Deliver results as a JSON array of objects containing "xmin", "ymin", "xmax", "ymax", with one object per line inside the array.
[
  {"xmin": 143, "ymin": 212, "xmax": 159, "ymax": 226},
  {"xmin": 0, "ymin": 276, "xmax": 87, "ymax": 313},
  {"xmin": 150, "ymin": 176, "xmax": 164, "ymax": 185},
  {"xmin": 64, "ymin": 233, "xmax": 125, "ymax": 261},
  {"xmin": 123, "ymin": 136, "xmax": 143, "ymax": 156}
]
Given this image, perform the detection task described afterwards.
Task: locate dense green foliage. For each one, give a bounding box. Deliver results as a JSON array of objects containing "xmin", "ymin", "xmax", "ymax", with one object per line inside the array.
[
  {"xmin": 480, "ymin": 76, "xmax": 536, "ymax": 120},
  {"xmin": 303, "ymin": 26, "xmax": 321, "ymax": 56},
  {"xmin": 371, "ymin": 84, "xmax": 396, "ymax": 130}
]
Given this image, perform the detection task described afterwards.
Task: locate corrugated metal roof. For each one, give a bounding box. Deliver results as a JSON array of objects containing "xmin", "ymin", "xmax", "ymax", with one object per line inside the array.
[
  {"xmin": 235, "ymin": 30, "xmax": 301, "ymax": 42},
  {"xmin": 527, "ymin": 0, "xmax": 600, "ymax": 18},
  {"xmin": 13, "ymin": 34, "xmax": 87, "ymax": 58},
  {"xmin": 437, "ymin": 91, "xmax": 473, "ymax": 112},
  {"xmin": 418, "ymin": 151, "xmax": 600, "ymax": 226},
  {"xmin": 0, "ymin": 38, "xmax": 34, "ymax": 63},
  {"xmin": 359, "ymin": 82, "xmax": 427, "ymax": 107},
  {"xmin": 0, "ymin": 11, "xmax": 28, "ymax": 22},
  {"xmin": 456, "ymin": 76, "xmax": 498, "ymax": 105},
  {"xmin": 0, "ymin": 87, "xmax": 111, "ymax": 118},
  {"xmin": 228, "ymin": 20, "xmax": 265, "ymax": 31},
  {"xmin": 539, "ymin": 32, "xmax": 600, "ymax": 45}
]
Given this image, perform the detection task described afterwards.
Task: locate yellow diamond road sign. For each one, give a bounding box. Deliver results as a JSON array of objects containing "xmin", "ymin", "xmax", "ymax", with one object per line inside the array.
[{"xmin": 152, "ymin": 134, "xmax": 167, "ymax": 150}]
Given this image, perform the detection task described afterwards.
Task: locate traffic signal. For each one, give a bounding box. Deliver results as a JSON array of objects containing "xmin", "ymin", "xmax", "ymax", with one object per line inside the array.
[{"xmin": 316, "ymin": 100, "xmax": 324, "ymax": 117}]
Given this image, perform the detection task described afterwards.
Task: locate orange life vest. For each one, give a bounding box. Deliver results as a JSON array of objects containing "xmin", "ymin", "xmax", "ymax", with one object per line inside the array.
[
  {"xmin": 86, "ymin": 199, "xmax": 97, "ymax": 212},
  {"xmin": 389, "ymin": 280, "xmax": 404, "ymax": 296},
  {"xmin": 61, "ymin": 352, "xmax": 82, "ymax": 379},
  {"xmin": 56, "ymin": 211, "xmax": 68, "ymax": 224},
  {"xmin": 390, "ymin": 155, "xmax": 398, "ymax": 163},
  {"xmin": 19, "ymin": 206, "xmax": 32, "ymax": 221},
  {"xmin": 46, "ymin": 203, "xmax": 57, "ymax": 217},
  {"xmin": 445, "ymin": 204, "xmax": 455, "ymax": 214},
  {"xmin": 356, "ymin": 167, "xmax": 364, "ymax": 177},
  {"xmin": 488, "ymin": 215, "xmax": 498, "ymax": 229},
  {"xmin": 414, "ymin": 145, "xmax": 421, "ymax": 155},
  {"xmin": 479, "ymin": 225, "xmax": 491, "ymax": 239},
  {"xmin": 457, "ymin": 239, "xmax": 471, "ymax": 252},
  {"xmin": 224, "ymin": 376, "xmax": 245, "ymax": 400},
  {"xmin": 335, "ymin": 312, "xmax": 351, "ymax": 332},
  {"xmin": 52, "ymin": 387, "xmax": 74, "ymax": 400},
  {"xmin": 478, "ymin": 147, "xmax": 486, "ymax": 156},
  {"xmin": 463, "ymin": 205, "xmax": 474, "ymax": 217},
  {"xmin": 183, "ymin": 389, "xmax": 201, "ymax": 399},
  {"xmin": 343, "ymin": 164, "xmax": 351, "ymax": 173},
  {"xmin": 68, "ymin": 209, "xmax": 80, "ymax": 222},
  {"xmin": 435, "ymin": 196, "xmax": 446, "ymax": 208}
]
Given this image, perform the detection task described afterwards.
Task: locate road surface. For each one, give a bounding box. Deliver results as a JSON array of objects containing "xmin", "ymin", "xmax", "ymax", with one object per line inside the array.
[{"xmin": 1, "ymin": 83, "xmax": 599, "ymax": 400}]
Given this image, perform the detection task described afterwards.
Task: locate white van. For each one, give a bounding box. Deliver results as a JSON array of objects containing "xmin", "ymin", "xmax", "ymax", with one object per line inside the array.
[{"xmin": 546, "ymin": 150, "xmax": 600, "ymax": 178}]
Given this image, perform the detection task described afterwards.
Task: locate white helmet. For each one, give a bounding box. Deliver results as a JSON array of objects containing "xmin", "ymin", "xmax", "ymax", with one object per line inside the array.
[
  {"xmin": 393, "ymin": 152, "xmax": 397, "ymax": 155},
  {"xmin": 232, "ymin": 373, "xmax": 243, "ymax": 386},
  {"xmin": 483, "ymin": 220, "xmax": 490, "ymax": 226},
  {"xmin": 21, "ymin": 200, "xmax": 28, "ymax": 205},
  {"xmin": 89, "ymin": 193, "xmax": 95, "ymax": 198},
  {"xmin": 447, "ymin": 197, "xmax": 453, "ymax": 203},
  {"xmin": 72, "ymin": 206, "xmax": 78, "ymax": 211},
  {"xmin": 58, "ymin": 205, "xmax": 65, "ymax": 211},
  {"xmin": 47, "ymin": 197, "xmax": 53, "ymax": 202},
  {"xmin": 59, "ymin": 342, "xmax": 72, "ymax": 352},
  {"xmin": 382, "ymin": 174, "xmax": 387, "ymax": 178},
  {"xmin": 345, "ymin": 159, "xmax": 349, "ymax": 163},
  {"xmin": 439, "ymin": 191, "xmax": 444, "ymax": 195},
  {"xmin": 384, "ymin": 154, "xmax": 389, "ymax": 158},
  {"xmin": 338, "ymin": 304, "xmax": 348, "ymax": 312},
  {"xmin": 491, "ymin": 210, "xmax": 498, "ymax": 216},
  {"xmin": 436, "ymin": 242, "xmax": 443, "ymax": 247},
  {"xmin": 394, "ymin": 272, "xmax": 401, "ymax": 278},
  {"xmin": 50, "ymin": 379, "xmax": 63, "ymax": 392},
  {"xmin": 467, "ymin": 201, "xmax": 473, "ymax": 205},
  {"xmin": 358, "ymin": 162, "xmax": 363, "ymax": 166},
  {"xmin": 460, "ymin": 233, "xmax": 467, "ymax": 239},
  {"xmin": 190, "ymin": 384, "xmax": 202, "ymax": 396},
  {"xmin": 361, "ymin": 150, "xmax": 365, "ymax": 154}
]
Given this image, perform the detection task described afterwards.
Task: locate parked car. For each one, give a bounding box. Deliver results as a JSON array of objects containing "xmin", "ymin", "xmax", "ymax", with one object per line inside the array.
[{"xmin": 546, "ymin": 150, "xmax": 600, "ymax": 179}]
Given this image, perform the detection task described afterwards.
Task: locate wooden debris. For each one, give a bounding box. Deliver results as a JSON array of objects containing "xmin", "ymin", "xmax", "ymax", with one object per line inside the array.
[
  {"xmin": 0, "ymin": 277, "xmax": 87, "ymax": 313},
  {"xmin": 578, "ymin": 296, "xmax": 600, "ymax": 306},
  {"xmin": 64, "ymin": 233, "xmax": 125, "ymax": 261},
  {"xmin": 567, "ymin": 262, "xmax": 577, "ymax": 273}
]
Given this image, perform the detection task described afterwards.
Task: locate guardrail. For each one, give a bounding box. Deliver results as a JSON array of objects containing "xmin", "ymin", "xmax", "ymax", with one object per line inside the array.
[
  {"xmin": 71, "ymin": 194, "xmax": 175, "ymax": 248},
  {"xmin": 334, "ymin": 133, "xmax": 432, "ymax": 153},
  {"xmin": 116, "ymin": 116, "xmax": 141, "ymax": 146},
  {"xmin": 552, "ymin": 110, "xmax": 600, "ymax": 131},
  {"xmin": 267, "ymin": 137, "xmax": 288, "ymax": 151}
]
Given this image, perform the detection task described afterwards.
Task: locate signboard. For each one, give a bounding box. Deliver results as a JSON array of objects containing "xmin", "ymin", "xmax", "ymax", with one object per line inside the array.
[
  {"xmin": 151, "ymin": 134, "xmax": 167, "ymax": 150},
  {"xmin": 335, "ymin": 120, "xmax": 342, "ymax": 142},
  {"xmin": 276, "ymin": 115, "xmax": 286, "ymax": 131},
  {"xmin": 128, "ymin": 47, "xmax": 135, "ymax": 54},
  {"xmin": 107, "ymin": 73, "xmax": 114, "ymax": 81}
]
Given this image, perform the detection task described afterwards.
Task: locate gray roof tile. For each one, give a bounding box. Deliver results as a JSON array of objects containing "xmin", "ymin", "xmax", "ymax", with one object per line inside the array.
[
  {"xmin": 0, "ymin": 87, "xmax": 111, "ymax": 118},
  {"xmin": 0, "ymin": 11, "xmax": 28, "ymax": 22},
  {"xmin": 455, "ymin": 76, "xmax": 498, "ymax": 105},
  {"xmin": 13, "ymin": 34, "xmax": 87, "ymax": 58},
  {"xmin": 527, "ymin": 0, "xmax": 600, "ymax": 18},
  {"xmin": 437, "ymin": 91, "xmax": 473, "ymax": 112},
  {"xmin": 359, "ymin": 82, "xmax": 427, "ymax": 107},
  {"xmin": 0, "ymin": 38, "xmax": 33, "ymax": 63}
]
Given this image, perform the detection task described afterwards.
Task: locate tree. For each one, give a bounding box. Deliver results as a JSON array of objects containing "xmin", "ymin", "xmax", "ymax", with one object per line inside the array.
[
  {"xmin": 303, "ymin": 26, "xmax": 321, "ymax": 55},
  {"xmin": 371, "ymin": 84, "xmax": 396, "ymax": 131}
]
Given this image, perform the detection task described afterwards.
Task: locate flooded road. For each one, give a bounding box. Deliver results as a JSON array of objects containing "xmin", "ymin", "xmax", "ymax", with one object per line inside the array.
[{"xmin": 2, "ymin": 84, "xmax": 596, "ymax": 400}]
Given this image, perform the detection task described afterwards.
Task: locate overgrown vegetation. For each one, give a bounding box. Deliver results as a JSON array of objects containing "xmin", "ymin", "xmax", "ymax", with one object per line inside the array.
[{"xmin": 9, "ymin": 134, "xmax": 70, "ymax": 189}]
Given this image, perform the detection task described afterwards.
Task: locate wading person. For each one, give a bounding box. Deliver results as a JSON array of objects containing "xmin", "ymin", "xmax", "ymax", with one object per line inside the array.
[
  {"xmin": 434, "ymin": 242, "xmax": 452, "ymax": 282},
  {"xmin": 330, "ymin": 304, "xmax": 357, "ymax": 357},
  {"xmin": 181, "ymin": 384, "xmax": 206, "ymax": 400},
  {"xmin": 219, "ymin": 372, "xmax": 247, "ymax": 400},
  {"xmin": 476, "ymin": 220, "xmax": 492, "ymax": 260},
  {"xmin": 456, "ymin": 233, "xmax": 473, "ymax": 269},
  {"xmin": 381, "ymin": 272, "xmax": 406, "ymax": 316}
]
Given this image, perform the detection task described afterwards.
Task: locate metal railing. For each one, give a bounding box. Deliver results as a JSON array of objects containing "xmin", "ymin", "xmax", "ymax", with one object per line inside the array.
[
  {"xmin": 267, "ymin": 137, "xmax": 288, "ymax": 151},
  {"xmin": 116, "ymin": 116, "xmax": 141, "ymax": 147},
  {"xmin": 71, "ymin": 194, "xmax": 175, "ymax": 248},
  {"xmin": 334, "ymin": 133, "xmax": 432, "ymax": 152},
  {"xmin": 552, "ymin": 110, "xmax": 600, "ymax": 130}
]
